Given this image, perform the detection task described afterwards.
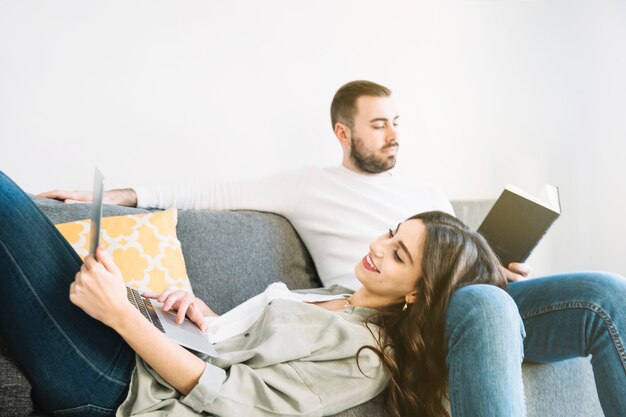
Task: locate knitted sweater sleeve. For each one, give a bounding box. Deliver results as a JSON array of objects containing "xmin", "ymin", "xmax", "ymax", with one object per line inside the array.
[{"xmin": 131, "ymin": 168, "xmax": 310, "ymax": 216}]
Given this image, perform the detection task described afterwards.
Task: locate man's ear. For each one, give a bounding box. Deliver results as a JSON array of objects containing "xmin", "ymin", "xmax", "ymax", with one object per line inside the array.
[{"xmin": 334, "ymin": 122, "xmax": 351, "ymax": 147}]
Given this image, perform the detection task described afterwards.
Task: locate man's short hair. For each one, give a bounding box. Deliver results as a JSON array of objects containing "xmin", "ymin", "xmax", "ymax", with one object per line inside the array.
[{"xmin": 330, "ymin": 80, "xmax": 392, "ymax": 130}]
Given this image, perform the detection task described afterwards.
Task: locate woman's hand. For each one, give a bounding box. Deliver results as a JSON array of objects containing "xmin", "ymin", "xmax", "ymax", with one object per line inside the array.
[
  {"xmin": 143, "ymin": 289, "xmax": 218, "ymax": 332},
  {"xmin": 502, "ymin": 262, "xmax": 533, "ymax": 282},
  {"xmin": 69, "ymin": 246, "xmax": 134, "ymax": 329}
]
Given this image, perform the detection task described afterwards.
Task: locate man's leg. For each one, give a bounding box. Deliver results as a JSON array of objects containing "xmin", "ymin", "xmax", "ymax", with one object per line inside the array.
[
  {"xmin": 0, "ymin": 172, "xmax": 135, "ymax": 416},
  {"xmin": 509, "ymin": 272, "xmax": 626, "ymax": 417},
  {"xmin": 445, "ymin": 284, "xmax": 526, "ymax": 417}
]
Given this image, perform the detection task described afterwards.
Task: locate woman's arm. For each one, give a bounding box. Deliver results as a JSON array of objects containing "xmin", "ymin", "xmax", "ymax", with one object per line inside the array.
[
  {"xmin": 113, "ymin": 308, "xmax": 207, "ymax": 395},
  {"xmin": 175, "ymin": 358, "xmax": 386, "ymax": 416},
  {"xmin": 69, "ymin": 246, "xmax": 206, "ymax": 395}
]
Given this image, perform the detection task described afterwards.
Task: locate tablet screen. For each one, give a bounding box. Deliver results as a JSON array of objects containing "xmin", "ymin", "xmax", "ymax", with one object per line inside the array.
[{"xmin": 88, "ymin": 167, "xmax": 104, "ymax": 256}]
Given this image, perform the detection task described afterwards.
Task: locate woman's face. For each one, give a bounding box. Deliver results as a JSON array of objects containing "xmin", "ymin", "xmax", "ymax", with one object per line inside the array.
[{"xmin": 355, "ymin": 218, "xmax": 425, "ymax": 306}]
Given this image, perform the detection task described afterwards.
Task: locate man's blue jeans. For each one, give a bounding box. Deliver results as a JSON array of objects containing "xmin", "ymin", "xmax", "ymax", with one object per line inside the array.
[
  {"xmin": 0, "ymin": 172, "xmax": 135, "ymax": 416},
  {"xmin": 1, "ymin": 170, "xmax": 625, "ymax": 416},
  {"xmin": 446, "ymin": 277, "xmax": 626, "ymax": 417}
]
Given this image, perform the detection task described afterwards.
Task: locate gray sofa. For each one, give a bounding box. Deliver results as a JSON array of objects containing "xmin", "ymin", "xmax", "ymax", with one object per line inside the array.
[{"xmin": 0, "ymin": 196, "xmax": 604, "ymax": 417}]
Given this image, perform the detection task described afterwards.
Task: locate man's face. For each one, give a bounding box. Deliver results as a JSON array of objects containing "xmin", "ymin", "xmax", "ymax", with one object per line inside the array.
[{"xmin": 348, "ymin": 96, "xmax": 399, "ymax": 174}]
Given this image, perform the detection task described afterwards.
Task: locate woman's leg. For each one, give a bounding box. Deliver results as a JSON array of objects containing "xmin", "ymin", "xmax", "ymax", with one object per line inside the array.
[
  {"xmin": 509, "ymin": 272, "xmax": 626, "ymax": 417},
  {"xmin": 444, "ymin": 284, "xmax": 526, "ymax": 417},
  {"xmin": 0, "ymin": 171, "xmax": 135, "ymax": 416}
]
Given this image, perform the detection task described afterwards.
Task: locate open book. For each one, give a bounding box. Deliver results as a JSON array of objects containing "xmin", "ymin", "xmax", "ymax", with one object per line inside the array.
[{"xmin": 477, "ymin": 184, "xmax": 561, "ymax": 267}]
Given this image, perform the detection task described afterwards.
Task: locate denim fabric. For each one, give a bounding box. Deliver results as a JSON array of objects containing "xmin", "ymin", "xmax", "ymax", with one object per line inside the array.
[
  {"xmin": 446, "ymin": 273, "xmax": 626, "ymax": 417},
  {"xmin": 0, "ymin": 172, "xmax": 135, "ymax": 417},
  {"xmin": 445, "ymin": 284, "xmax": 526, "ymax": 416}
]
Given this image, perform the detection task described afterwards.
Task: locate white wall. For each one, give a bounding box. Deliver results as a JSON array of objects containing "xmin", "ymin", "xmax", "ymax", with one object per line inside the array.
[{"xmin": 1, "ymin": 0, "xmax": 624, "ymax": 276}]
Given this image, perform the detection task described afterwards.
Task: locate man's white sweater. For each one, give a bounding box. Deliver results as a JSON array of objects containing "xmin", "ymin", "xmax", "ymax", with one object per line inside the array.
[{"xmin": 133, "ymin": 166, "xmax": 453, "ymax": 289}]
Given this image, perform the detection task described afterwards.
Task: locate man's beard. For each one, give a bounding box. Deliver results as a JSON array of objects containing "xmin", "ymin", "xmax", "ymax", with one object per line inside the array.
[{"xmin": 350, "ymin": 134, "xmax": 398, "ymax": 174}]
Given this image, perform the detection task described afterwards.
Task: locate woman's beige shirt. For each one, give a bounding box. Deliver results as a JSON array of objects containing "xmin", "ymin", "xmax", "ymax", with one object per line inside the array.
[{"xmin": 116, "ymin": 287, "xmax": 387, "ymax": 417}]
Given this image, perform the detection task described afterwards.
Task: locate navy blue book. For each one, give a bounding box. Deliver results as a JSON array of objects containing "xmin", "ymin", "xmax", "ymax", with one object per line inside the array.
[{"xmin": 477, "ymin": 184, "xmax": 561, "ymax": 267}]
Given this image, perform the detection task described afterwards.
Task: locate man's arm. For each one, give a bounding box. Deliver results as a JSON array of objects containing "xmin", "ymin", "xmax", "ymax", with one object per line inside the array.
[
  {"xmin": 130, "ymin": 169, "xmax": 310, "ymax": 212},
  {"xmin": 38, "ymin": 188, "xmax": 138, "ymax": 207},
  {"xmin": 39, "ymin": 168, "xmax": 310, "ymax": 213}
]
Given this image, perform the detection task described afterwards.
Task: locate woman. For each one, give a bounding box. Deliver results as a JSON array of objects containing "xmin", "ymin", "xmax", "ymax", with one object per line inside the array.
[{"xmin": 0, "ymin": 171, "xmax": 507, "ymax": 416}]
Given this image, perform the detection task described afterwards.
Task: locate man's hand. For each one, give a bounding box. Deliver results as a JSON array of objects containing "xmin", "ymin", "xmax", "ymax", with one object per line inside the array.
[
  {"xmin": 38, "ymin": 188, "xmax": 138, "ymax": 207},
  {"xmin": 69, "ymin": 246, "xmax": 134, "ymax": 329},
  {"xmin": 143, "ymin": 289, "xmax": 218, "ymax": 332},
  {"xmin": 501, "ymin": 263, "xmax": 532, "ymax": 282}
]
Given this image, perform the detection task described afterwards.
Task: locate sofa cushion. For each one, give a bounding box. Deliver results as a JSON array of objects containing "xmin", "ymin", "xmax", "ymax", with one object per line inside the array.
[
  {"xmin": 176, "ymin": 210, "xmax": 320, "ymax": 314},
  {"xmin": 31, "ymin": 196, "xmax": 320, "ymax": 314},
  {"xmin": 450, "ymin": 199, "xmax": 493, "ymax": 230},
  {"xmin": 0, "ymin": 336, "xmax": 33, "ymax": 417},
  {"xmin": 523, "ymin": 359, "xmax": 602, "ymax": 417},
  {"xmin": 55, "ymin": 208, "xmax": 193, "ymax": 293}
]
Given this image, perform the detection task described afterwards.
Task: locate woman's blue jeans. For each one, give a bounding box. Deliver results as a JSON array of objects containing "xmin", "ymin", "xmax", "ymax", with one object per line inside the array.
[
  {"xmin": 446, "ymin": 276, "xmax": 626, "ymax": 417},
  {"xmin": 0, "ymin": 172, "xmax": 135, "ymax": 416}
]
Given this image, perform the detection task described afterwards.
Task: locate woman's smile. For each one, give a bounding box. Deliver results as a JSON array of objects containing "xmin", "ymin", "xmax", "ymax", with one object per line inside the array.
[{"xmin": 362, "ymin": 254, "xmax": 380, "ymax": 273}]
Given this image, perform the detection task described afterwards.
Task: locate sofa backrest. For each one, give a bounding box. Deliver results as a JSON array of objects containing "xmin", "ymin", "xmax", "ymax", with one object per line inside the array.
[
  {"xmin": 31, "ymin": 196, "xmax": 318, "ymax": 313},
  {"xmin": 175, "ymin": 210, "xmax": 319, "ymax": 313},
  {"xmin": 31, "ymin": 196, "xmax": 492, "ymax": 314},
  {"xmin": 450, "ymin": 200, "xmax": 493, "ymax": 230}
]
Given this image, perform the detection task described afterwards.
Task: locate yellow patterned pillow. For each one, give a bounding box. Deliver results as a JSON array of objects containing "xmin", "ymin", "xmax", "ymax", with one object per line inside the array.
[{"xmin": 56, "ymin": 208, "xmax": 192, "ymax": 293}]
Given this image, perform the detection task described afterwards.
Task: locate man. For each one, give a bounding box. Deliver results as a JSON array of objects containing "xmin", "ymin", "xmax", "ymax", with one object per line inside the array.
[{"xmin": 46, "ymin": 80, "xmax": 528, "ymax": 288}]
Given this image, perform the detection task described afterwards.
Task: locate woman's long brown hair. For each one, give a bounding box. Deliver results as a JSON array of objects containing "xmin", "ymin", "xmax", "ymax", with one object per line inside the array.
[{"xmin": 358, "ymin": 211, "xmax": 507, "ymax": 417}]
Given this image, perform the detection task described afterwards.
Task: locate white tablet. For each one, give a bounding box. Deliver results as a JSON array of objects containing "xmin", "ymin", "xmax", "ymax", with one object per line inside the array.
[{"xmin": 88, "ymin": 167, "xmax": 104, "ymax": 256}]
